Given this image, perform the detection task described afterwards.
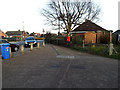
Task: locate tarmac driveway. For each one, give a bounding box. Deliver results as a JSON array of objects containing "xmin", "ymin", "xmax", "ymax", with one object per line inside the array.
[{"xmin": 2, "ymin": 44, "xmax": 119, "ymax": 88}]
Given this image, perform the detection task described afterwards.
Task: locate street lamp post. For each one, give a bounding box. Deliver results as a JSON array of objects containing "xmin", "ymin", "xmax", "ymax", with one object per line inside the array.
[
  {"xmin": 42, "ymin": 29, "xmax": 45, "ymax": 40},
  {"xmin": 21, "ymin": 21, "xmax": 24, "ymax": 41}
]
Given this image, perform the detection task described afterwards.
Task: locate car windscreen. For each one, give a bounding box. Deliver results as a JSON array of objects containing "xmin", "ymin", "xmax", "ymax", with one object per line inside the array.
[
  {"xmin": 26, "ymin": 37, "xmax": 35, "ymax": 40},
  {"xmin": 0, "ymin": 40, "xmax": 9, "ymax": 43}
]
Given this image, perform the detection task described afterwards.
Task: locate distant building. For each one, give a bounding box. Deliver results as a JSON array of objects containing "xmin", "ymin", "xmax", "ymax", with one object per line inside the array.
[
  {"xmin": 34, "ymin": 33, "xmax": 41, "ymax": 37},
  {"xmin": 71, "ymin": 20, "xmax": 109, "ymax": 44},
  {"xmin": 6, "ymin": 30, "xmax": 28, "ymax": 41}
]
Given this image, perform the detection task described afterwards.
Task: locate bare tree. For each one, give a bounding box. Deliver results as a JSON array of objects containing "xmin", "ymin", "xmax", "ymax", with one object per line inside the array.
[{"xmin": 42, "ymin": 0, "xmax": 101, "ymax": 35}]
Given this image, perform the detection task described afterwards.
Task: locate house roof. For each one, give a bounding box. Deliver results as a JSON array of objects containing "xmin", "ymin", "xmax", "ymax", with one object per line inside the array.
[
  {"xmin": 72, "ymin": 20, "xmax": 107, "ymax": 32},
  {"xmin": 6, "ymin": 30, "xmax": 25, "ymax": 36},
  {"xmin": 114, "ymin": 30, "xmax": 120, "ymax": 34},
  {"xmin": 36, "ymin": 33, "xmax": 41, "ymax": 35}
]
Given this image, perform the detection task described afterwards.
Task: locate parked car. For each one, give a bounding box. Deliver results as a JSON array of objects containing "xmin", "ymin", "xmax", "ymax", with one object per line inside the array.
[
  {"xmin": 24, "ymin": 37, "xmax": 37, "ymax": 47},
  {"xmin": 0, "ymin": 39, "xmax": 19, "ymax": 52}
]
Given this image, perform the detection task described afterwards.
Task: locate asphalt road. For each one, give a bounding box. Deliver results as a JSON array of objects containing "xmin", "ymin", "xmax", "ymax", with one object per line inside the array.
[
  {"xmin": 2, "ymin": 44, "xmax": 119, "ymax": 88},
  {"xmin": 10, "ymin": 40, "xmax": 43, "ymax": 57}
]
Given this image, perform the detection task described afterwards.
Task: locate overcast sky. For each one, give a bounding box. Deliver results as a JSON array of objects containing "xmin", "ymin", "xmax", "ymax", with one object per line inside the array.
[{"xmin": 0, "ymin": 0, "xmax": 119, "ymax": 34}]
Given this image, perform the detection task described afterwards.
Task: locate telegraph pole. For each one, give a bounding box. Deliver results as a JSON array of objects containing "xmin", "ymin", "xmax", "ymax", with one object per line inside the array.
[
  {"xmin": 67, "ymin": 0, "xmax": 70, "ymax": 36},
  {"xmin": 66, "ymin": 0, "xmax": 71, "ymax": 46},
  {"xmin": 57, "ymin": 1, "xmax": 60, "ymax": 36},
  {"xmin": 58, "ymin": 16, "xmax": 60, "ymax": 36}
]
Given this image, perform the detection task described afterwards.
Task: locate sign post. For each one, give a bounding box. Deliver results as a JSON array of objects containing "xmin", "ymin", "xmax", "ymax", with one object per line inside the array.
[{"xmin": 109, "ymin": 30, "xmax": 113, "ymax": 56}]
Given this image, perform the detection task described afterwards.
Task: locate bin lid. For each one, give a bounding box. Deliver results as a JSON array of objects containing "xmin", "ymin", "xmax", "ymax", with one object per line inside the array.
[{"xmin": 0, "ymin": 43, "xmax": 10, "ymax": 46}]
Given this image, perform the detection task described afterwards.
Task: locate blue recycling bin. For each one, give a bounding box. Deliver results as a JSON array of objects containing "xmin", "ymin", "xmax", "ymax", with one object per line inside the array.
[{"xmin": 1, "ymin": 43, "xmax": 10, "ymax": 59}]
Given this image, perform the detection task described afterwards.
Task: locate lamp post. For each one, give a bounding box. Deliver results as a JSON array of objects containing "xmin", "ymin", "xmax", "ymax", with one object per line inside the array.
[
  {"xmin": 21, "ymin": 21, "xmax": 24, "ymax": 41},
  {"xmin": 67, "ymin": 0, "xmax": 70, "ymax": 36},
  {"xmin": 42, "ymin": 29, "xmax": 45, "ymax": 40}
]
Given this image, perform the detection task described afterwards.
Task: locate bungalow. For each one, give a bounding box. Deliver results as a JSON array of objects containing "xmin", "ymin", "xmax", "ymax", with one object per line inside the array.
[
  {"xmin": 71, "ymin": 20, "xmax": 109, "ymax": 44},
  {"xmin": 6, "ymin": 30, "xmax": 28, "ymax": 41}
]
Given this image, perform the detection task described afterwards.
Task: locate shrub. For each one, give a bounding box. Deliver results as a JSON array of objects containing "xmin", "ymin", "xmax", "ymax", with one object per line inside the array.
[{"xmin": 90, "ymin": 46, "xmax": 106, "ymax": 55}]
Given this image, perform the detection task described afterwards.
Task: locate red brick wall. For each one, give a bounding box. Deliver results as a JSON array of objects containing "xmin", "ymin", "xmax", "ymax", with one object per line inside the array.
[{"xmin": 85, "ymin": 31, "xmax": 96, "ymax": 44}]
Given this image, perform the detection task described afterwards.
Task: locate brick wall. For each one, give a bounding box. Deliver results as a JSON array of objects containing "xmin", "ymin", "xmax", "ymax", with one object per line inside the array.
[{"xmin": 85, "ymin": 31, "xmax": 96, "ymax": 44}]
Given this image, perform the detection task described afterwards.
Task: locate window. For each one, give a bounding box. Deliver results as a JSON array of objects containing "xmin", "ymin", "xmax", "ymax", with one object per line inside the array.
[{"xmin": 26, "ymin": 37, "xmax": 35, "ymax": 40}]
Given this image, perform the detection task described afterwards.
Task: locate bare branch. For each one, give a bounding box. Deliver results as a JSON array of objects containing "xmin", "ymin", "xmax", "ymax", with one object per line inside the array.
[{"xmin": 41, "ymin": 0, "xmax": 101, "ymax": 34}]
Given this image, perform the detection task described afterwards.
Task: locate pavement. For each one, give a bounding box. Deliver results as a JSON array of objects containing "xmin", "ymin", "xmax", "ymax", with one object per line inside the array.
[{"xmin": 2, "ymin": 44, "xmax": 119, "ymax": 88}]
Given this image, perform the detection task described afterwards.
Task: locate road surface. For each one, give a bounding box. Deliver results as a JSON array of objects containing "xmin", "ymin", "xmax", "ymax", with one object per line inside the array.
[{"xmin": 2, "ymin": 44, "xmax": 119, "ymax": 88}]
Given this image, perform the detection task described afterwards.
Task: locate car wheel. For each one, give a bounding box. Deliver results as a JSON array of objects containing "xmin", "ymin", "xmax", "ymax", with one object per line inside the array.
[
  {"xmin": 2, "ymin": 56, "xmax": 3, "ymax": 59},
  {"xmin": 14, "ymin": 47, "xmax": 18, "ymax": 52}
]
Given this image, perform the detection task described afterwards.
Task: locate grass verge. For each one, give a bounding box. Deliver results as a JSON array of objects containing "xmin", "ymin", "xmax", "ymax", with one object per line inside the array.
[{"xmin": 68, "ymin": 44, "xmax": 120, "ymax": 60}]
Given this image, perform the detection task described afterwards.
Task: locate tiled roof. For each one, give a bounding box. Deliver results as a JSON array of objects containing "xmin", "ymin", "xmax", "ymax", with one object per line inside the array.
[
  {"xmin": 72, "ymin": 20, "xmax": 107, "ymax": 32},
  {"xmin": 6, "ymin": 31, "xmax": 24, "ymax": 35}
]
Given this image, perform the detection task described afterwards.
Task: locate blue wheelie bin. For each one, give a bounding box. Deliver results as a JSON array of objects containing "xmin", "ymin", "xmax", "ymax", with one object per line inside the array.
[{"xmin": 1, "ymin": 43, "xmax": 10, "ymax": 59}]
